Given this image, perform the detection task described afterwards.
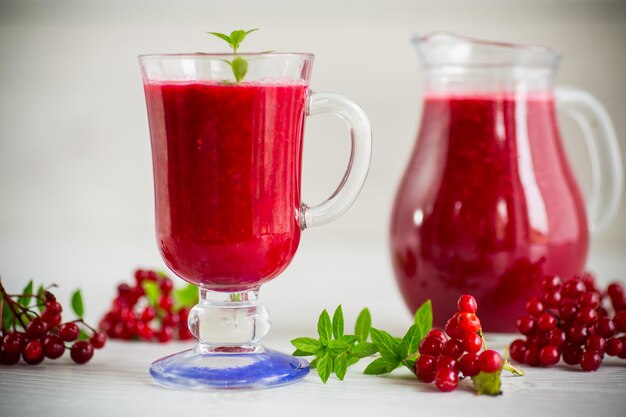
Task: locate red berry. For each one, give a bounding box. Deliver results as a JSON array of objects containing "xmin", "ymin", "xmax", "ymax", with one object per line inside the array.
[
  {"xmin": 585, "ymin": 335, "xmax": 606, "ymax": 355},
  {"xmin": 562, "ymin": 343, "xmax": 582, "ymax": 365},
  {"xmin": 70, "ymin": 341, "xmax": 94, "ymax": 364},
  {"xmin": 25, "ymin": 318, "xmax": 46, "ymax": 339},
  {"xmin": 509, "ymin": 339, "xmax": 527, "ymax": 363},
  {"xmin": 542, "ymin": 290, "xmax": 562, "ymax": 308},
  {"xmin": 607, "ymin": 282, "xmax": 624, "ymax": 305},
  {"xmin": 156, "ymin": 327, "xmax": 173, "ymax": 343},
  {"xmin": 619, "ymin": 337, "xmax": 626, "ymax": 359},
  {"xmin": 178, "ymin": 308, "xmax": 191, "ymax": 326},
  {"xmin": 162, "ymin": 313, "xmax": 180, "ymax": 328},
  {"xmin": 515, "ymin": 316, "xmax": 535, "ymax": 335},
  {"xmin": 436, "ymin": 355, "xmax": 458, "ymax": 371},
  {"xmin": 141, "ymin": 306, "xmax": 156, "ymax": 322},
  {"xmin": 159, "ymin": 295, "xmax": 174, "ymax": 312},
  {"xmin": 595, "ymin": 317, "xmax": 616, "ymax": 338},
  {"xmin": 442, "ymin": 339, "xmax": 463, "ymax": 358},
  {"xmin": 42, "ymin": 335, "xmax": 65, "ymax": 359},
  {"xmin": 90, "ymin": 332, "xmax": 106, "ymax": 349},
  {"xmin": 457, "ymin": 294, "xmax": 477, "ymax": 313},
  {"xmin": 524, "ymin": 345, "xmax": 541, "ymax": 367},
  {"xmin": 134, "ymin": 269, "xmax": 147, "ymax": 285},
  {"xmin": 456, "ymin": 312, "xmax": 481, "ymax": 333},
  {"xmin": 541, "ymin": 275, "xmax": 562, "ymax": 292},
  {"xmin": 60, "ymin": 322, "xmax": 80, "ymax": 342},
  {"xmin": 566, "ymin": 324, "xmax": 589, "ymax": 344},
  {"xmin": 419, "ymin": 336, "xmax": 443, "ymax": 357},
  {"xmin": 3, "ymin": 332, "xmax": 25, "ymax": 354},
  {"xmin": 562, "ymin": 280, "xmax": 586, "ymax": 300},
  {"xmin": 579, "ymin": 272, "xmax": 597, "ymax": 292},
  {"xmin": 525, "ymin": 297, "xmax": 544, "ymax": 317},
  {"xmin": 579, "ymin": 292, "xmax": 600, "ymax": 309},
  {"xmin": 575, "ymin": 307, "xmax": 598, "ymax": 325},
  {"xmin": 45, "ymin": 300, "xmax": 62, "ymax": 314},
  {"xmin": 178, "ymin": 327, "xmax": 194, "ymax": 340},
  {"xmin": 159, "ymin": 278, "xmax": 174, "ymax": 294},
  {"xmin": 137, "ymin": 321, "xmax": 154, "ymax": 341},
  {"xmin": 536, "ymin": 313, "xmax": 558, "ymax": 333},
  {"xmin": 444, "ymin": 317, "xmax": 463, "ymax": 340},
  {"xmin": 22, "ymin": 340, "xmax": 44, "ymax": 365},
  {"xmin": 606, "ymin": 338, "xmax": 623, "ymax": 356},
  {"xmin": 41, "ymin": 308, "xmax": 62, "ymax": 327},
  {"xmin": 461, "ymin": 332, "xmax": 483, "ymax": 354},
  {"xmin": 579, "ymin": 350, "xmax": 601, "ymax": 372},
  {"xmin": 547, "ymin": 328, "xmax": 566, "ymax": 348},
  {"xmin": 459, "ymin": 353, "xmax": 480, "ymax": 377},
  {"xmin": 614, "ymin": 311, "xmax": 626, "ymax": 333},
  {"xmin": 0, "ymin": 346, "xmax": 20, "ymax": 365},
  {"xmin": 559, "ymin": 301, "xmax": 578, "ymax": 323},
  {"xmin": 539, "ymin": 345, "xmax": 560, "ymax": 366},
  {"xmin": 478, "ymin": 350, "xmax": 502, "ymax": 373},
  {"xmin": 435, "ymin": 368, "xmax": 459, "ymax": 392},
  {"xmin": 415, "ymin": 354, "xmax": 437, "ymax": 383}
]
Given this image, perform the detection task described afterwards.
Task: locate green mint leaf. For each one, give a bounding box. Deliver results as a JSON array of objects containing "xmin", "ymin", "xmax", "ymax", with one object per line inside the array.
[
  {"xmin": 414, "ymin": 300, "xmax": 433, "ymax": 340},
  {"xmin": 363, "ymin": 357, "xmax": 401, "ymax": 375},
  {"xmin": 351, "ymin": 342, "xmax": 378, "ymax": 358},
  {"xmin": 332, "ymin": 305, "xmax": 344, "ymax": 339},
  {"xmin": 328, "ymin": 339, "xmax": 351, "ymax": 355},
  {"xmin": 317, "ymin": 309, "xmax": 332, "ymax": 346},
  {"xmin": 2, "ymin": 299, "xmax": 15, "ymax": 331},
  {"xmin": 472, "ymin": 370, "xmax": 503, "ymax": 396},
  {"xmin": 340, "ymin": 335, "xmax": 359, "ymax": 345},
  {"xmin": 402, "ymin": 358, "xmax": 417, "ymax": 373},
  {"xmin": 142, "ymin": 281, "xmax": 159, "ymax": 307},
  {"xmin": 207, "ymin": 31, "xmax": 232, "ymax": 46},
  {"xmin": 309, "ymin": 358, "xmax": 318, "ymax": 369},
  {"xmin": 291, "ymin": 337, "xmax": 322, "ymax": 354},
  {"xmin": 355, "ymin": 308, "xmax": 371, "ymax": 342},
  {"xmin": 36, "ymin": 285, "xmax": 45, "ymax": 312},
  {"xmin": 334, "ymin": 354, "xmax": 348, "ymax": 381},
  {"xmin": 347, "ymin": 356, "xmax": 360, "ymax": 366},
  {"xmin": 70, "ymin": 289, "xmax": 84, "ymax": 318},
  {"xmin": 401, "ymin": 324, "xmax": 421, "ymax": 358},
  {"xmin": 18, "ymin": 280, "xmax": 34, "ymax": 308},
  {"xmin": 231, "ymin": 56, "xmax": 248, "ymax": 83},
  {"xmin": 292, "ymin": 348, "xmax": 312, "ymax": 357},
  {"xmin": 316, "ymin": 353, "xmax": 333, "ymax": 384},
  {"xmin": 369, "ymin": 327, "xmax": 401, "ymax": 359},
  {"xmin": 77, "ymin": 328, "xmax": 89, "ymax": 341},
  {"xmin": 173, "ymin": 283, "xmax": 198, "ymax": 311}
]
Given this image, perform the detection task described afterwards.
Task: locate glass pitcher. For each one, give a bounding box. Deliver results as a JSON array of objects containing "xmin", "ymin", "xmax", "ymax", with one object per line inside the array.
[{"xmin": 390, "ymin": 33, "xmax": 623, "ymax": 331}]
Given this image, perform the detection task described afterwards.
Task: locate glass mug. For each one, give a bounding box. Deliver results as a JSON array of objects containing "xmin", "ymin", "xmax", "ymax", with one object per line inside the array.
[
  {"xmin": 140, "ymin": 53, "xmax": 372, "ymax": 388},
  {"xmin": 390, "ymin": 33, "xmax": 623, "ymax": 331}
]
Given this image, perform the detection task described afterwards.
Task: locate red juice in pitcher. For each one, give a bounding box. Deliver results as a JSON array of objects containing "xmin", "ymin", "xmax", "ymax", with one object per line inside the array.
[
  {"xmin": 144, "ymin": 81, "xmax": 308, "ymax": 290},
  {"xmin": 390, "ymin": 93, "xmax": 589, "ymax": 331}
]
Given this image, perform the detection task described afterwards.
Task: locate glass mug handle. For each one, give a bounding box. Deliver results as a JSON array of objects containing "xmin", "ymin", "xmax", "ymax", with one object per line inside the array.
[
  {"xmin": 556, "ymin": 86, "xmax": 624, "ymax": 234},
  {"xmin": 300, "ymin": 91, "xmax": 373, "ymax": 229}
]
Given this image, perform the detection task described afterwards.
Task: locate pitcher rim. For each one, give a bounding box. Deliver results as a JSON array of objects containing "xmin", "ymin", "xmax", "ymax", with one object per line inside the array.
[{"xmin": 139, "ymin": 52, "xmax": 315, "ymax": 61}]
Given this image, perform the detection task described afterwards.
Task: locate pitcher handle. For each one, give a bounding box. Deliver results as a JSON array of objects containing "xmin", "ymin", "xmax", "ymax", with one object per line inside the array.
[
  {"xmin": 555, "ymin": 86, "xmax": 623, "ymax": 234},
  {"xmin": 300, "ymin": 91, "xmax": 373, "ymax": 229}
]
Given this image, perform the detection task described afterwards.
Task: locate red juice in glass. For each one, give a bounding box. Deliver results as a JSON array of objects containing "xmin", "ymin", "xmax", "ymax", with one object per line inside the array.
[
  {"xmin": 390, "ymin": 93, "xmax": 589, "ymax": 331},
  {"xmin": 143, "ymin": 81, "xmax": 308, "ymax": 290}
]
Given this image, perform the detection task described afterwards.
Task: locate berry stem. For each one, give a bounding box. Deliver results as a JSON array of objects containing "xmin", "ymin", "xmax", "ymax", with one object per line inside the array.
[
  {"xmin": 502, "ymin": 346, "xmax": 525, "ymax": 376},
  {"xmin": 0, "ymin": 279, "xmax": 28, "ymax": 330}
]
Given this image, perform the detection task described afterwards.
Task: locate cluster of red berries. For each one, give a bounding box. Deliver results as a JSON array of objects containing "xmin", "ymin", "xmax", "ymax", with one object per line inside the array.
[
  {"xmin": 415, "ymin": 294, "xmax": 503, "ymax": 392},
  {"xmin": 510, "ymin": 273, "xmax": 626, "ymax": 372},
  {"xmin": 99, "ymin": 269, "xmax": 193, "ymax": 343},
  {"xmin": 1, "ymin": 292, "xmax": 105, "ymax": 366}
]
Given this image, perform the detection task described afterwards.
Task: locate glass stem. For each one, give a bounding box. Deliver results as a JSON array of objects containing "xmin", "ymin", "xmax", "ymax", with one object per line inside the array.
[{"xmin": 187, "ymin": 288, "xmax": 270, "ymax": 352}]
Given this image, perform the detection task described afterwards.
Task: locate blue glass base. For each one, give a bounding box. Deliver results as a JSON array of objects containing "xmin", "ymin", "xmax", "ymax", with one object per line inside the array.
[{"xmin": 149, "ymin": 346, "xmax": 309, "ymax": 389}]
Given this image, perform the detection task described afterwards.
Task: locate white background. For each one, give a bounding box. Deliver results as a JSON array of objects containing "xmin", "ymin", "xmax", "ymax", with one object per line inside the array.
[{"xmin": 0, "ymin": 0, "xmax": 625, "ymax": 331}]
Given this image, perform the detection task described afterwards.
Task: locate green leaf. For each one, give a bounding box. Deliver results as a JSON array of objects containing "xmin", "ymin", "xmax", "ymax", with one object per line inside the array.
[
  {"xmin": 369, "ymin": 327, "xmax": 401, "ymax": 359},
  {"xmin": 316, "ymin": 353, "xmax": 333, "ymax": 383},
  {"xmin": 355, "ymin": 308, "xmax": 371, "ymax": 342},
  {"xmin": 347, "ymin": 356, "xmax": 360, "ymax": 366},
  {"xmin": 413, "ymin": 300, "xmax": 433, "ymax": 340},
  {"xmin": 401, "ymin": 324, "xmax": 421, "ymax": 358},
  {"xmin": 340, "ymin": 335, "xmax": 359, "ymax": 345},
  {"xmin": 332, "ymin": 305, "xmax": 344, "ymax": 339},
  {"xmin": 328, "ymin": 339, "xmax": 351, "ymax": 355},
  {"xmin": 71, "ymin": 289, "xmax": 84, "ymax": 318},
  {"xmin": 402, "ymin": 359, "xmax": 417, "ymax": 373},
  {"xmin": 292, "ymin": 348, "xmax": 312, "ymax": 357},
  {"xmin": 18, "ymin": 280, "xmax": 33, "ymax": 308},
  {"xmin": 363, "ymin": 357, "xmax": 401, "ymax": 375},
  {"xmin": 291, "ymin": 337, "xmax": 321, "ymax": 354},
  {"xmin": 207, "ymin": 31, "xmax": 232, "ymax": 45},
  {"xmin": 142, "ymin": 281, "xmax": 159, "ymax": 307},
  {"xmin": 36, "ymin": 285, "xmax": 45, "ymax": 312},
  {"xmin": 351, "ymin": 342, "xmax": 378, "ymax": 358},
  {"xmin": 231, "ymin": 56, "xmax": 248, "ymax": 82},
  {"xmin": 334, "ymin": 354, "xmax": 348, "ymax": 381},
  {"xmin": 173, "ymin": 284, "xmax": 198, "ymax": 311},
  {"xmin": 317, "ymin": 309, "xmax": 332, "ymax": 346},
  {"xmin": 77, "ymin": 329, "xmax": 89, "ymax": 341},
  {"xmin": 309, "ymin": 357, "xmax": 317, "ymax": 369},
  {"xmin": 2, "ymin": 299, "xmax": 15, "ymax": 331},
  {"xmin": 472, "ymin": 370, "xmax": 503, "ymax": 396}
]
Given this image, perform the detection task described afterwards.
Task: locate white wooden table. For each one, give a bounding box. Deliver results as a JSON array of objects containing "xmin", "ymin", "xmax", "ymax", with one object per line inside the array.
[{"xmin": 1, "ymin": 333, "xmax": 625, "ymax": 417}]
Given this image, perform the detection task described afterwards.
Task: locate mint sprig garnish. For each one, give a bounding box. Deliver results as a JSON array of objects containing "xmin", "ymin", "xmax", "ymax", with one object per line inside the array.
[
  {"xmin": 291, "ymin": 306, "xmax": 378, "ymax": 383},
  {"xmin": 207, "ymin": 28, "xmax": 259, "ymax": 82}
]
